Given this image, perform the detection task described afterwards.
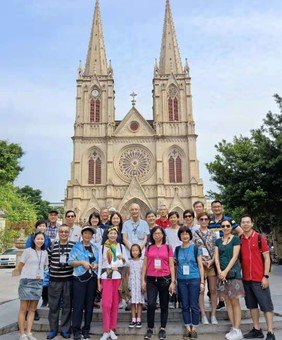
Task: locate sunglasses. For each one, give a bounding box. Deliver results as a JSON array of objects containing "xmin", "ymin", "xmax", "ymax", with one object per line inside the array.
[
  {"xmin": 199, "ymin": 218, "xmax": 209, "ymax": 221},
  {"xmin": 222, "ymin": 224, "xmax": 231, "ymax": 228},
  {"xmin": 66, "ymin": 215, "xmax": 75, "ymax": 218},
  {"xmin": 184, "ymin": 214, "xmax": 193, "ymax": 218}
]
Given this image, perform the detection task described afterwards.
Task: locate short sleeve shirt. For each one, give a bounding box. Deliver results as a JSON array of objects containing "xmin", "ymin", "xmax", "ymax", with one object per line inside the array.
[
  {"xmin": 20, "ymin": 248, "xmax": 48, "ymax": 279},
  {"xmin": 215, "ymin": 236, "xmax": 242, "ymax": 279},
  {"xmin": 175, "ymin": 244, "xmax": 202, "ymax": 280},
  {"xmin": 165, "ymin": 227, "xmax": 182, "ymax": 252},
  {"xmin": 145, "ymin": 244, "xmax": 173, "ymax": 277},
  {"xmin": 122, "ymin": 219, "xmax": 150, "ymax": 246}
]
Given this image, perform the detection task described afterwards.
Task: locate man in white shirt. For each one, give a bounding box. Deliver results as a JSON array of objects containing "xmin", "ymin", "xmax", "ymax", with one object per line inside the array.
[{"xmin": 65, "ymin": 210, "xmax": 81, "ymax": 243}]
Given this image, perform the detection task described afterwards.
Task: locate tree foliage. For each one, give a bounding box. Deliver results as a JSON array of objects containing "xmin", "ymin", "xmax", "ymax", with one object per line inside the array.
[
  {"xmin": 17, "ymin": 185, "xmax": 51, "ymax": 220},
  {"xmin": 0, "ymin": 140, "xmax": 24, "ymax": 185},
  {"xmin": 206, "ymin": 94, "xmax": 282, "ymax": 231}
]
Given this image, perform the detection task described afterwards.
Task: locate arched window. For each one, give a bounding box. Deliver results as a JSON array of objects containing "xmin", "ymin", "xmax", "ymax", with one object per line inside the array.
[
  {"xmin": 90, "ymin": 99, "xmax": 100, "ymax": 123},
  {"xmin": 168, "ymin": 150, "xmax": 183, "ymax": 183},
  {"xmin": 88, "ymin": 151, "xmax": 102, "ymax": 184},
  {"xmin": 167, "ymin": 85, "xmax": 179, "ymax": 122}
]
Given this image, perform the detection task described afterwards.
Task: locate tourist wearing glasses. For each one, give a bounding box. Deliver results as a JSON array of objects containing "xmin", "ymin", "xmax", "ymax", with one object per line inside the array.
[
  {"xmin": 193, "ymin": 212, "xmax": 218, "ymax": 325},
  {"xmin": 141, "ymin": 226, "xmax": 175, "ymax": 340},
  {"xmin": 215, "ymin": 219, "xmax": 245, "ymax": 340}
]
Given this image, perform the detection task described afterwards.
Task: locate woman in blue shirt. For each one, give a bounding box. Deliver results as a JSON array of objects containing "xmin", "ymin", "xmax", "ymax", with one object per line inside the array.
[
  {"xmin": 68, "ymin": 226, "xmax": 99, "ymax": 340},
  {"xmin": 175, "ymin": 226, "xmax": 204, "ymax": 339}
]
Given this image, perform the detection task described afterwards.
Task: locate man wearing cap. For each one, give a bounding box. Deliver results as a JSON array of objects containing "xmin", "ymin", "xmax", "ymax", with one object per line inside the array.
[
  {"xmin": 46, "ymin": 210, "xmax": 61, "ymax": 242},
  {"xmin": 68, "ymin": 225, "xmax": 99, "ymax": 340},
  {"xmin": 47, "ymin": 224, "xmax": 75, "ymax": 339},
  {"xmin": 65, "ymin": 210, "xmax": 81, "ymax": 243}
]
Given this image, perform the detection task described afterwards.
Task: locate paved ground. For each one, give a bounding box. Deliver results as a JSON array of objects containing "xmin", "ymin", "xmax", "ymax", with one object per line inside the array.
[{"xmin": 0, "ymin": 266, "xmax": 281, "ymax": 339}]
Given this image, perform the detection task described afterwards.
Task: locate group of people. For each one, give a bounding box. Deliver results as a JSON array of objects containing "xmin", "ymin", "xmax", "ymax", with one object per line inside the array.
[{"xmin": 16, "ymin": 201, "xmax": 276, "ymax": 340}]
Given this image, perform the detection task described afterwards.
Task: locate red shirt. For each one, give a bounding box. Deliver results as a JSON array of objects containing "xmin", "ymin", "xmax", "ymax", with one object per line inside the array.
[
  {"xmin": 240, "ymin": 231, "xmax": 269, "ymax": 282},
  {"xmin": 145, "ymin": 244, "xmax": 173, "ymax": 277},
  {"xmin": 155, "ymin": 218, "xmax": 170, "ymax": 229}
]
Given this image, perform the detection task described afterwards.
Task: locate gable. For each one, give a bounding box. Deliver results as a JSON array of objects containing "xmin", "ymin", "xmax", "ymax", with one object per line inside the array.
[{"xmin": 114, "ymin": 107, "xmax": 155, "ymax": 137}]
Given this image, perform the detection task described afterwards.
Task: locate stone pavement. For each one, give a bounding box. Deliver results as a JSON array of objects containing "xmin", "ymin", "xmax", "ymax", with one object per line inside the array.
[{"xmin": 0, "ymin": 266, "xmax": 281, "ymax": 339}]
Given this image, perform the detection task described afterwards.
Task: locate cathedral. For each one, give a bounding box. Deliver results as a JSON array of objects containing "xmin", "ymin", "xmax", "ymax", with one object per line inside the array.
[{"xmin": 65, "ymin": 0, "xmax": 205, "ymax": 221}]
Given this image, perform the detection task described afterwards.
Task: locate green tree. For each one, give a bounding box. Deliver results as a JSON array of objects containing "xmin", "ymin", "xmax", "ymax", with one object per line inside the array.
[
  {"xmin": 0, "ymin": 140, "xmax": 24, "ymax": 185},
  {"xmin": 206, "ymin": 94, "xmax": 282, "ymax": 231},
  {"xmin": 17, "ymin": 185, "xmax": 51, "ymax": 220},
  {"xmin": 0, "ymin": 184, "xmax": 37, "ymax": 226}
]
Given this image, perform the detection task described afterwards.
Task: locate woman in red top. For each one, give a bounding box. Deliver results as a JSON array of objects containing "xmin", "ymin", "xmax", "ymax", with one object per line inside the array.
[{"xmin": 141, "ymin": 226, "xmax": 175, "ymax": 340}]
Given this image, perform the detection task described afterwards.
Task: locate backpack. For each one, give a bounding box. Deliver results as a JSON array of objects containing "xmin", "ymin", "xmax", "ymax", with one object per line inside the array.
[{"xmin": 174, "ymin": 244, "xmax": 199, "ymax": 266}]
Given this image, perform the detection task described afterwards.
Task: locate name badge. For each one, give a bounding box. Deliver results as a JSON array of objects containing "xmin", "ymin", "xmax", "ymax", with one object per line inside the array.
[
  {"xmin": 202, "ymin": 247, "xmax": 209, "ymax": 257},
  {"xmin": 154, "ymin": 259, "xmax": 161, "ymax": 269},
  {"xmin": 60, "ymin": 255, "xmax": 67, "ymax": 264},
  {"xmin": 36, "ymin": 269, "xmax": 41, "ymax": 279},
  {"xmin": 183, "ymin": 265, "xmax": 190, "ymax": 275}
]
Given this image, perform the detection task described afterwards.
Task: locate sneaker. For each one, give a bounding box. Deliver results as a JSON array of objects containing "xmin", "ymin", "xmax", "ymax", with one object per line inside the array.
[
  {"xmin": 47, "ymin": 331, "xmax": 57, "ymax": 339},
  {"xmin": 100, "ymin": 333, "xmax": 109, "ymax": 340},
  {"xmin": 136, "ymin": 322, "xmax": 142, "ymax": 329},
  {"xmin": 266, "ymin": 332, "xmax": 276, "ymax": 340},
  {"xmin": 19, "ymin": 335, "xmax": 29, "ymax": 340},
  {"xmin": 201, "ymin": 315, "xmax": 209, "ymax": 325},
  {"xmin": 27, "ymin": 334, "xmax": 37, "ymax": 340},
  {"xmin": 216, "ymin": 300, "xmax": 225, "ymax": 310},
  {"xmin": 82, "ymin": 333, "xmax": 90, "ymax": 340},
  {"xmin": 211, "ymin": 315, "xmax": 218, "ymax": 325},
  {"xmin": 109, "ymin": 330, "xmax": 118, "ymax": 340},
  {"xmin": 61, "ymin": 331, "xmax": 70, "ymax": 339},
  {"xmin": 225, "ymin": 328, "xmax": 234, "ymax": 339},
  {"xmin": 158, "ymin": 328, "xmax": 166, "ymax": 340},
  {"xmin": 144, "ymin": 329, "xmax": 153, "ymax": 339},
  {"xmin": 183, "ymin": 327, "xmax": 190, "ymax": 338},
  {"xmin": 229, "ymin": 329, "xmax": 243, "ymax": 340},
  {"xmin": 129, "ymin": 321, "xmax": 136, "ymax": 328},
  {"xmin": 243, "ymin": 327, "xmax": 264, "ymax": 339},
  {"xmin": 190, "ymin": 330, "xmax": 198, "ymax": 339},
  {"xmin": 74, "ymin": 335, "xmax": 81, "ymax": 340}
]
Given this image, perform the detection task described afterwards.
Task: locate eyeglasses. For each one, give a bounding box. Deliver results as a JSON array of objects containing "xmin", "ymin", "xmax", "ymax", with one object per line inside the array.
[
  {"xmin": 59, "ymin": 231, "xmax": 69, "ymax": 234},
  {"xmin": 221, "ymin": 224, "xmax": 231, "ymax": 228},
  {"xmin": 66, "ymin": 215, "xmax": 75, "ymax": 218},
  {"xmin": 184, "ymin": 214, "xmax": 193, "ymax": 218},
  {"xmin": 199, "ymin": 218, "xmax": 209, "ymax": 221}
]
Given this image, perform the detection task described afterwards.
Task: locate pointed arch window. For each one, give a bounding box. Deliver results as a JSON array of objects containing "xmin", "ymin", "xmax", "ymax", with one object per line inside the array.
[
  {"xmin": 88, "ymin": 151, "xmax": 102, "ymax": 184},
  {"xmin": 167, "ymin": 85, "xmax": 179, "ymax": 122},
  {"xmin": 168, "ymin": 150, "xmax": 182, "ymax": 183},
  {"xmin": 90, "ymin": 98, "xmax": 101, "ymax": 123}
]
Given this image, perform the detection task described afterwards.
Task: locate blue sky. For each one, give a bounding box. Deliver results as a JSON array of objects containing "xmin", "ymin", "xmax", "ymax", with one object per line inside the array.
[{"xmin": 1, "ymin": 0, "xmax": 281, "ymax": 202}]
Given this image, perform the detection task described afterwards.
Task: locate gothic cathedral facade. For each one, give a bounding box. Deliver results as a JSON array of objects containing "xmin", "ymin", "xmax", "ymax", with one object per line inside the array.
[{"xmin": 65, "ymin": 0, "xmax": 205, "ymax": 221}]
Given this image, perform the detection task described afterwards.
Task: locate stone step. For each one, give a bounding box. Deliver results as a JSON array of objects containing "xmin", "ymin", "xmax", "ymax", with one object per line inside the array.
[
  {"xmin": 33, "ymin": 316, "xmax": 282, "ymax": 335},
  {"xmin": 37, "ymin": 307, "xmax": 250, "ymax": 322}
]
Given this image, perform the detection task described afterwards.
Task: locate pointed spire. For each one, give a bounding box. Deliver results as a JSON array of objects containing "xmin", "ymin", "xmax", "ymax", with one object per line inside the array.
[
  {"xmin": 84, "ymin": 0, "xmax": 108, "ymax": 76},
  {"xmin": 159, "ymin": 0, "xmax": 183, "ymax": 75}
]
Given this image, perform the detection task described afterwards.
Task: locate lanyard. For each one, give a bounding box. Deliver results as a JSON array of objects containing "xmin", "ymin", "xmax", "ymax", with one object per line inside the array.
[
  {"xmin": 35, "ymin": 250, "xmax": 43, "ymax": 270},
  {"xmin": 58, "ymin": 241, "xmax": 69, "ymax": 255},
  {"xmin": 132, "ymin": 221, "xmax": 140, "ymax": 234}
]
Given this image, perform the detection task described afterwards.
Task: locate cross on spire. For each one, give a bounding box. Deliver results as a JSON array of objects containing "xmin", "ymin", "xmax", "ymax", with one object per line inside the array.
[{"xmin": 130, "ymin": 92, "xmax": 137, "ymax": 106}]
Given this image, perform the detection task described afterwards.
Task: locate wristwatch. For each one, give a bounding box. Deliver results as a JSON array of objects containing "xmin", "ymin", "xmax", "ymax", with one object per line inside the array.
[{"xmin": 263, "ymin": 275, "xmax": 269, "ymax": 279}]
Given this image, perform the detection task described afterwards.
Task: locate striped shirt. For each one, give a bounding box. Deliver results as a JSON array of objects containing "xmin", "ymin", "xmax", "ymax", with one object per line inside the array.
[{"xmin": 48, "ymin": 240, "xmax": 75, "ymax": 281}]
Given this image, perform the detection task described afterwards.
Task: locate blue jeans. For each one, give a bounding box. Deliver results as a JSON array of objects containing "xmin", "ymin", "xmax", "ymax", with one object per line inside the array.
[{"xmin": 178, "ymin": 278, "xmax": 200, "ymax": 326}]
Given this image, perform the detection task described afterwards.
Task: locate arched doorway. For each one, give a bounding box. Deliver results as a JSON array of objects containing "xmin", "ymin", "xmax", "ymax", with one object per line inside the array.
[{"xmin": 120, "ymin": 198, "xmax": 151, "ymax": 221}]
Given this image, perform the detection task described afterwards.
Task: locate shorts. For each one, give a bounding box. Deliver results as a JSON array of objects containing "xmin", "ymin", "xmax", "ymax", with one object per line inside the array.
[
  {"xmin": 204, "ymin": 266, "xmax": 216, "ymax": 278},
  {"xmin": 243, "ymin": 280, "xmax": 274, "ymax": 312},
  {"xmin": 18, "ymin": 278, "xmax": 43, "ymax": 300}
]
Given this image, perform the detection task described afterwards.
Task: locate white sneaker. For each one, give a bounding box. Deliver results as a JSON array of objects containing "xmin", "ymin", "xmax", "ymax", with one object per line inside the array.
[
  {"xmin": 229, "ymin": 329, "xmax": 243, "ymax": 340},
  {"xmin": 19, "ymin": 335, "xmax": 28, "ymax": 340},
  {"xmin": 201, "ymin": 315, "xmax": 209, "ymax": 325},
  {"xmin": 211, "ymin": 315, "xmax": 218, "ymax": 325},
  {"xmin": 109, "ymin": 330, "xmax": 118, "ymax": 340},
  {"xmin": 100, "ymin": 333, "xmax": 110, "ymax": 340},
  {"xmin": 225, "ymin": 328, "xmax": 235, "ymax": 339},
  {"xmin": 27, "ymin": 334, "xmax": 37, "ymax": 340}
]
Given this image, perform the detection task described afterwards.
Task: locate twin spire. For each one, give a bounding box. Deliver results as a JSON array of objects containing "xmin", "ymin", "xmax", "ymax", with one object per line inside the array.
[{"xmin": 84, "ymin": 0, "xmax": 183, "ymax": 77}]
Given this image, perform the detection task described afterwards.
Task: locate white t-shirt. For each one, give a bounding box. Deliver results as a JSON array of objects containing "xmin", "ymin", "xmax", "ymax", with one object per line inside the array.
[
  {"xmin": 165, "ymin": 227, "xmax": 182, "ymax": 252},
  {"xmin": 20, "ymin": 248, "xmax": 48, "ymax": 279},
  {"xmin": 69, "ymin": 225, "xmax": 82, "ymax": 243}
]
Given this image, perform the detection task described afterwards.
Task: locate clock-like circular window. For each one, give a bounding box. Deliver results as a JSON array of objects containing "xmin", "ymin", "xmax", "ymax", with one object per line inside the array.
[{"xmin": 129, "ymin": 121, "xmax": 139, "ymax": 132}]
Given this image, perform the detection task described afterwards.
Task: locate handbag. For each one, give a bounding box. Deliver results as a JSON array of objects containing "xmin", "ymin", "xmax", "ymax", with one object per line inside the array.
[{"xmin": 226, "ymin": 269, "xmax": 236, "ymax": 280}]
